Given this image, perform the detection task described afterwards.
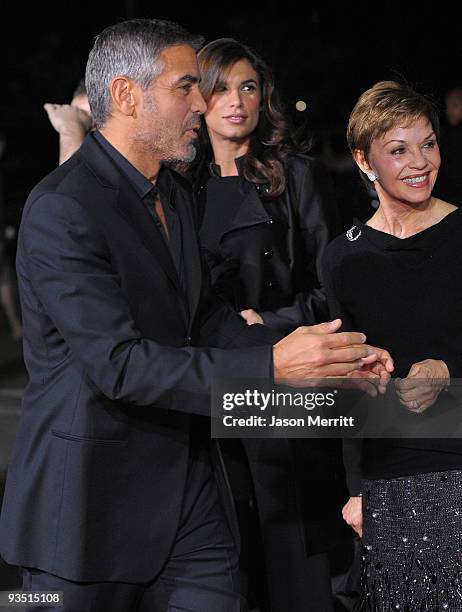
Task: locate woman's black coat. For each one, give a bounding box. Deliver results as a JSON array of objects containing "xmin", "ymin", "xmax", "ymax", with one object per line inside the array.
[
  {"xmin": 194, "ymin": 155, "xmax": 352, "ymax": 590},
  {"xmin": 196, "ymin": 154, "xmax": 342, "ymax": 333}
]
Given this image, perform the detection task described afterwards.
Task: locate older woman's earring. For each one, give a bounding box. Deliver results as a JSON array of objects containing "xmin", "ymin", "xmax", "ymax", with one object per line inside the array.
[{"xmin": 367, "ymin": 172, "xmax": 378, "ymax": 182}]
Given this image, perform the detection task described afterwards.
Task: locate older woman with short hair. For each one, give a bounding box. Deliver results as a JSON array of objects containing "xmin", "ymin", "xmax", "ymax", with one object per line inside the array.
[{"xmin": 323, "ymin": 81, "xmax": 462, "ymax": 610}]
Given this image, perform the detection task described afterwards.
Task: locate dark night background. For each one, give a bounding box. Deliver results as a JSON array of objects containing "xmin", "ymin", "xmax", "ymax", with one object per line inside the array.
[{"xmin": 3, "ymin": 2, "xmax": 461, "ymax": 228}]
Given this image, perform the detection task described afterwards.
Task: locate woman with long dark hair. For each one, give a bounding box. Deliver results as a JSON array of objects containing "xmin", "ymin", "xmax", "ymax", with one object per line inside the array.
[
  {"xmin": 191, "ymin": 38, "xmax": 346, "ymax": 612},
  {"xmin": 193, "ymin": 38, "xmax": 340, "ymax": 333}
]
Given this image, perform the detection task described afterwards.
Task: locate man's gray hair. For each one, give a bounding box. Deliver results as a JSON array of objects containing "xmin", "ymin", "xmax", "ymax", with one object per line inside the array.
[{"xmin": 85, "ymin": 19, "xmax": 204, "ymax": 129}]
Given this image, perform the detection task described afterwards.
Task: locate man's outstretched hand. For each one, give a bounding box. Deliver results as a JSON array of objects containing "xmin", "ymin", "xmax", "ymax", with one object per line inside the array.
[{"xmin": 273, "ymin": 319, "xmax": 391, "ymax": 383}]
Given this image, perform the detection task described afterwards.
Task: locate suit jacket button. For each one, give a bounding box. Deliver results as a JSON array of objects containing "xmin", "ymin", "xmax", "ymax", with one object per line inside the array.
[
  {"xmin": 266, "ymin": 219, "xmax": 273, "ymax": 225},
  {"xmin": 263, "ymin": 249, "xmax": 274, "ymax": 259},
  {"xmin": 186, "ymin": 336, "xmax": 192, "ymax": 345},
  {"xmin": 267, "ymin": 281, "xmax": 274, "ymax": 288}
]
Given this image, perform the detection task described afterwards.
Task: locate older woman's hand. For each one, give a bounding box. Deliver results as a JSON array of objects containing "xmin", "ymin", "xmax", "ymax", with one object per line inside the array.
[{"xmin": 395, "ymin": 359, "xmax": 450, "ymax": 413}]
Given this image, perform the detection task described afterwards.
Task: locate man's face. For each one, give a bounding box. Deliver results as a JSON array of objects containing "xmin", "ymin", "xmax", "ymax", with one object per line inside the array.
[{"xmin": 134, "ymin": 44, "xmax": 206, "ymax": 163}]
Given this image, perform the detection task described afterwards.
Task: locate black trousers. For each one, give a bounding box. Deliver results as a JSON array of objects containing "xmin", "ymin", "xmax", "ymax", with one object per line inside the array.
[
  {"xmin": 21, "ymin": 444, "xmax": 242, "ymax": 612},
  {"xmin": 222, "ymin": 438, "xmax": 336, "ymax": 612}
]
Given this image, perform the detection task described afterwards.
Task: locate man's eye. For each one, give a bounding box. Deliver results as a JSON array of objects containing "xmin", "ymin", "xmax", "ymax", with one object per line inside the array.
[{"xmin": 180, "ymin": 84, "xmax": 192, "ymax": 93}]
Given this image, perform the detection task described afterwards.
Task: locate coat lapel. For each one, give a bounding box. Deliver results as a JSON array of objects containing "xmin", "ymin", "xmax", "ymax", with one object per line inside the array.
[
  {"xmin": 197, "ymin": 175, "xmax": 272, "ymax": 239},
  {"xmin": 225, "ymin": 182, "xmax": 272, "ymax": 233}
]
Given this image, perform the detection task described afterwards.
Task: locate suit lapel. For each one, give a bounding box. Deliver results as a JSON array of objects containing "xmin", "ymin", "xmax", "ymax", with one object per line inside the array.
[
  {"xmin": 115, "ymin": 180, "xmax": 181, "ymax": 293},
  {"xmin": 79, "ymin": 134, "xmax": 182, "ymax": 294}
]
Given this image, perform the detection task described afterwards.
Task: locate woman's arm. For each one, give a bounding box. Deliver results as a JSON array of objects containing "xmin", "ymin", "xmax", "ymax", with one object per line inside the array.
[{"xmin": 322, "ymin": 239, "xmax": 365, "ymax": 536}]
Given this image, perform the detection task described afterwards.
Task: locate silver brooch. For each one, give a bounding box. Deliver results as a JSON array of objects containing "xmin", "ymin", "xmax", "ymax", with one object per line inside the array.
[{"xmin": 346, "ymin": 226, "xmax": 362, "ymax": 241}]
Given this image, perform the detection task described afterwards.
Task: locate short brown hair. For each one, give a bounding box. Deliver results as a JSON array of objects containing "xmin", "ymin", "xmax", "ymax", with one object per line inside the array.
[{"xmin": 347, "ymin": 81, "xmax": 440, "ymax": 183}]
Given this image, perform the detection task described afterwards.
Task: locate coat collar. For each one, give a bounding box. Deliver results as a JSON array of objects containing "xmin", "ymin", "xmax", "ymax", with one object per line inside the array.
[
  {"xmin": 225, "ymin": 180, "xmax": 272, "ymax": 233},
  {"xmin": 196, "ymin": 154, "xmax": 272, "ymax": 236},
  {"xmin": 207, "ymin": 154, "xmax": 246, "ymax": 177}
]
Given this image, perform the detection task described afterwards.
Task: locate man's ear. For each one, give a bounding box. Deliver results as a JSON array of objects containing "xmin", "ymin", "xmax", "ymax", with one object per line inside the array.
[{"xmin": 110, "ymin": 77, "xmax": 138, "ymax": 118}]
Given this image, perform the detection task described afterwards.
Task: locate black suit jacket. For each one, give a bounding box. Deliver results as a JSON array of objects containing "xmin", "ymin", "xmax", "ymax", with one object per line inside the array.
[{"xmin": 0, "ymin": 133, "xmax": 279, "ymax": 582}]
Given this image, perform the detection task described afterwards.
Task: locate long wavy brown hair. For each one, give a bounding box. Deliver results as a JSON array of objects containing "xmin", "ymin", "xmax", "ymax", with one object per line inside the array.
[{"xmin": 191, "ymin": 38, "xmax": 308, "ymax": 199}]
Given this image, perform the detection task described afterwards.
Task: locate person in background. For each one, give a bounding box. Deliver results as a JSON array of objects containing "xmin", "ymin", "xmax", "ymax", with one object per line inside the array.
[
  {"xmin": 43, "ymin": 78, "xmax": 92, "ymax": 165},
  {"xmin": 189, "ymin": 37, "xmax": 349, "ymax": 612},
  {"xmin": 0, "ymin": 131, "xmax": 22, "ymax": 340},
  {"xmin": 323, "ymin": 80, "xmax": 462, "ymax": 610},
  {"xmin": 433, "ymin": 86, "xmax": 462, "ymax": 205}
]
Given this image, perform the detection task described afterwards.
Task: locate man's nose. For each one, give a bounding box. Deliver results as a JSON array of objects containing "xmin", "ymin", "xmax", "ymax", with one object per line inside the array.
[{"xmin": 192, "ymin": 88, "xmax": 207, "ymax": 114}]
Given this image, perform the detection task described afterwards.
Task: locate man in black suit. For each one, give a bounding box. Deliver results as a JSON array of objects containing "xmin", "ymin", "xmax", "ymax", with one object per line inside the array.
[{"xmin": 0, "ymin": 19, "xmax": 386, "ymax": 612}]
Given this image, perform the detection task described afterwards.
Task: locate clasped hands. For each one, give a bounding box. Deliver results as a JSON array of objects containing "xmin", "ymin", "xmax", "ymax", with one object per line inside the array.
[
  {"xmin": 272, "ymin": 319, "xmax": 394, "ymax": 393},
  {"xmin": 271, "ymin": 321, "xmax": 450, "ymax": 411}
]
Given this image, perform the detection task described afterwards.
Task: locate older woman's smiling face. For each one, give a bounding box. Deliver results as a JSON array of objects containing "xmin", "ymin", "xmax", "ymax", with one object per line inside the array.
[{"xmin": 364, "ymin": 117, "xmax": 441, "ymax": 207}]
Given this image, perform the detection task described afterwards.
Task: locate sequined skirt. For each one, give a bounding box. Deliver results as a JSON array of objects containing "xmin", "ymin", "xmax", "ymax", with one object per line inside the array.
[{"xmin": 360, "ymin": 469, "xmax": 462, "ymax": 611}]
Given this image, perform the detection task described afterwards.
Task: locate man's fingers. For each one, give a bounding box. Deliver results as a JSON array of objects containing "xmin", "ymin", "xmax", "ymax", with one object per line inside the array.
[
  {"xmin": 328, "ymin": 345, "xmax": 370, "ymax": 363},
  {"xmin": 321, "ymin": 361, "xmax": 366, "ymax": 377},
  {"xmin": 301, "ymin": 319, "xmax": 343, "ymax": 335},
  {"xmin": 296, "ymin": 323, "xmax": 370, "ymax": 356},
  {"xmin": 323, "ymin": 332, "xmax": 367, "ymax": 348}
]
